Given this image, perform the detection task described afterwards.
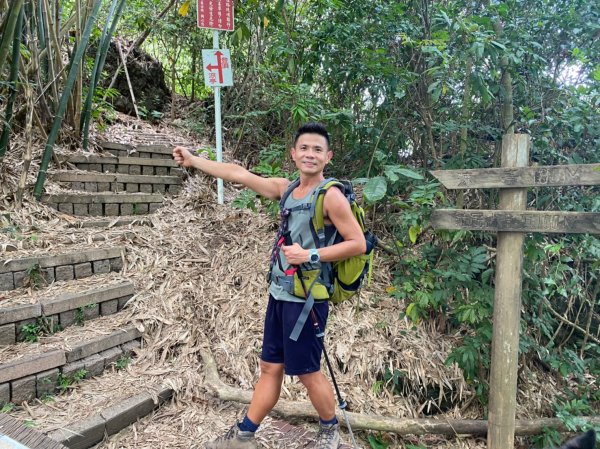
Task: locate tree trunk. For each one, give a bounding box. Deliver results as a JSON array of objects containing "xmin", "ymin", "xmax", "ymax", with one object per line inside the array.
[{"xmin": 200, "ymin": 348, "xmax": 600, "ymax": 436}]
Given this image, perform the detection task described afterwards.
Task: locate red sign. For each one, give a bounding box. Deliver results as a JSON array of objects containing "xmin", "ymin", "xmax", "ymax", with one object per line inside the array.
[{"xmin": 197, "ymin": 0, "xmax": 234, "ymax": 31}]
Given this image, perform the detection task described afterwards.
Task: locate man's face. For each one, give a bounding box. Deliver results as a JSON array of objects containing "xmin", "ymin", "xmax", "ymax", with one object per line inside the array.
[{"xmin": 290, "ymin": 133, "xmax": 332, "ymax": 175}]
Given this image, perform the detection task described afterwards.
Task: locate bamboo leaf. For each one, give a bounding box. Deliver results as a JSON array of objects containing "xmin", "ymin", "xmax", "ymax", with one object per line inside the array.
[{"xmin": 178, "ymin": 0, "xmax": 191, "ymax": 17}]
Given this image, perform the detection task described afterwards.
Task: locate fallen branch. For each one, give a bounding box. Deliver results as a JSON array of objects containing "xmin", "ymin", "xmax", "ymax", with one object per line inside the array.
[{"xmin": 200, "ymin": 348, "xmax": 600, "ymax": 436}]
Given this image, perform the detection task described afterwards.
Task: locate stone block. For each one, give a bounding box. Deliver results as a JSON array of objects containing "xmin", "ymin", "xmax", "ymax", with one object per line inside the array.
[
  {"xmin": 129, "ymin": 165, "xmax": 142, "ymax": 175},
  {"xmin": 142, "ymin": 166, "xmax": 154, "ymax": 175},
  {"xmin": 88, "ymin": 163, "xmax": 102, "ymax": 172},
  {"xmin": 66, "ymin": 326, "xmax": 141, "ymax": 362},
  {"xmin": 74, "ymin": 262, "xmax": 93, "ymax": 279},
  {"xmin": 0, "ymin": 383, "xmax": 9, "ymax": 405},
  {"xmin": 104, "ymin": 164, "xmax": 116, "ymax": 173},
  {"xmin": 93, "ymin": 259, "xmax": 111, "ymax": 274},
  {"xmin": 58, "ymin": 203, "xmax": 74, "ymax": 214},
  {"xmin": 149, "ymin": 203, "xmax": 162, "ymax": 213},
  {"xmin": 85, "ymin": 182, "xmax": 98, "ymax": 192},
  {"xmin": 100, "ymin": 299, "xmax": 118, "ymax": 316},
  {"xmin": 55, "ymin": 265, "xmax": 74, "ymax": 281},
  {"xmin": 0, "ymin": 272, "xmax": 14, "ymax": 291},
  {"xmin": 98, "ymin": 182, "xmax": 111, "ymax": 191},
  {"xmin": 140, "ymin": 184, "xmax": 152, "ymax": 193},
  {"xmin": 83, "ymin": 304, "xmax": 99, "ymax": 321},
  {"xmin": 49, "ymin": 414, "xmax": 107, "ymax": 449},
  {"xmin": 11, "ymin": 375, "xmax": 37, "ymax": 403},
  {"xmin": 72, "ymin": 181, "xmax": 85, "ymax": 190},
  {"xmin": 0, "ymin": 303, "xmax": 41, "ymax": 327},
  {"xmin": 121, "ymin": 339, "xmax": 141, "ymax": 357},
  {"xmin": 120, "ymin": 204, "xmax": 133, "ymax": 215},
  {"xmin": 137, "ymin": 203, "xmax": 149, "ymax": 215},
  {"xmin": 44, "ymin": 267, "xmax": 55, "ymax": 284},
  {"xmin": 100, "ymin": 346, "xmax": 123, "ymax": 368},
  {"xmin": 0, "ymin": 350, "xmax": 66, "ymax": 384},
  {"xmin": 126, "ymin": 183, "xmax": 139, "ymax": 193},
  {"xmin": 84, "ymin": 354, "xmax": 105, "ymax": 378},
  {"xmin": 77, "ymin": 163, "xmax": 89, "ymax": 171},
  {"xmin": 118, "ymin": 294, "xmax": 133, "ymax": 310},
  {"xmin": 0, "ymin": 324, "xmax": 15, "ymax": 345},
  {"xmin": 156, "ymin": 167, "xmax": 168, "ymax": 176},
  {"xmin": 37, "ymin": 368, "xmax": 59, "ymax": 397},
  {"xmin": 60, "ymin": 309, "xmax": 76, "ymax": 328},
  {"xmin": 116, "ymin": 165, "xmax": 129, "ymax": 174},
  {"xmin": 88, "ymin": 203, "xmax": 103, "ymax": 216},
  {"xmin": 61, "ymin": 360, "xmax": 86, "ymax": 379},
  {"xmin": 114, "ymin": 182, "xmax": 125, "ymax": 191},
  {"xmin": 13, "ymin": 270, "xmax": 27, "ymax": 288},
  {"xmin": 104, "ymin": 203, "xmax": 119, "ymax": 216},
  {"xmin": 73, "ymin": 203, "xmax": 89, "ymax": 216},
  {"xmin": 109, "ymin": 257, "xmax": 123, "ymax": 271},
  {"xmin": 153, "ymin": 184, "xmax": 166, "ymax": 194},
  {"xmin": 169, "ymin": 185, "xmax": 182, "ymax": 195},
  {"xmin": 101, "ymin": 392, "xmax": 156, "ymax": 435}
]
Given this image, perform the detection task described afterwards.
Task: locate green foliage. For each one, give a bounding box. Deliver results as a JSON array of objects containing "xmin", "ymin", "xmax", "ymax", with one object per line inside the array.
[
  {"xmin": 367, "ymin": 434, "xmax": 390, "ymax": 449},
  {"xmin": 115, "ymin": 355, "xmax": 132, "ymax": 370},
  {"xmin": 0, "ymin": 402, "xmax": 15, "ymax": 413},
  {"xmin": 57, "ymin": 368, "xmax": 88, "ymax": 392},
  {"xmin": 25, "ymin": 263, "xmax": 45, "ymax": 289},
  {"xmin": 20, "ymin": 322, "xmax": 41, "ymax": 343}
]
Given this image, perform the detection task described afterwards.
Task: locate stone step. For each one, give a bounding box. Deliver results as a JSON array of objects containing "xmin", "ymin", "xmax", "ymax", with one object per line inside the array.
[
  {"xmin": 50, "ymin": 171, "xmax": 182, "ymax": 195},
  {"xmin": 0, "ymin": 279, "xmax": 134, "ymax": 346},
  {"xmin": 0, "ymin": 315, "xmax": 141, "ymax": 406},
  {"xmin": 6, "ymin": 368, "xmax": 173, "ymax": 449},
  {"xmin": 0, "ymin": 247, "xmax": 125, "ymax": 292},
  {"xmin": 41, "ymin": 192, "xmax": 163, "ymax": 216},
  {"xmin": 57, "ymin": 154, "xmax": 182, "ymax": 177},
  {"xmin": 99, "ymin": 142, "xmax": 174, "ymax": 158},
  {"xmin": 66, "ymin": 216, "xmax": 154, "ymax": 229}
]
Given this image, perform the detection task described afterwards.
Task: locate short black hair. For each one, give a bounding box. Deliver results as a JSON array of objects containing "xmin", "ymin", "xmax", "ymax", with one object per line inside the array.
[{"xmin": 293, "ymin": 122, "xmax": 330, "ymax": 148}]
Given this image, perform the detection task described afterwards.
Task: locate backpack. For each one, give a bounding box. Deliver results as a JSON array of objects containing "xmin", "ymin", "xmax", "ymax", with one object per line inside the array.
[{"xmin": 271, "ymin": 177, "xmax": 376, "ymax": 305}]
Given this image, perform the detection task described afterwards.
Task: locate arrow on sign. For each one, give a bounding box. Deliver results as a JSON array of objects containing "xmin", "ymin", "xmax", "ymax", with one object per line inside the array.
[{"xmin": 206, "ymin": 50, "xmax": 224, "ymax": 84}]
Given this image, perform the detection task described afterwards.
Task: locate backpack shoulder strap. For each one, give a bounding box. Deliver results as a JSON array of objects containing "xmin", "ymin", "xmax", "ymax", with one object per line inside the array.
[
  {"xmin": 310, "ymin": 178, "xmax": 345, "ymax": 247},
  {"xmin": 279, "ymin": 178, "xmax": 300, "ymax": 211}
]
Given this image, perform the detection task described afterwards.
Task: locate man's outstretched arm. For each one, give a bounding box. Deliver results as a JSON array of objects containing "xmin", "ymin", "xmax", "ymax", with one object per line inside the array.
[{"xmin": 173, "ymin": 146, "xmax": 290, "ymax": 200}]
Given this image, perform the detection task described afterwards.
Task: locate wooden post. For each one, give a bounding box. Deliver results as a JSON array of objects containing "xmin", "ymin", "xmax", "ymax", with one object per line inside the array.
[{"xmin": 488, "ymin": 134, "xmax": 530, "ymax": 449}]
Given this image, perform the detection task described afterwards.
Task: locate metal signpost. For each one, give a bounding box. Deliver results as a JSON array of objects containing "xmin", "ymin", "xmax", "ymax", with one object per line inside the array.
[
  {"xmin": 429, "ymin": 134, "xmax": 600, "ymax": 449},
  {"xmin": 197, "ymin": 0, "xmax": 234, "ymax": 204}
]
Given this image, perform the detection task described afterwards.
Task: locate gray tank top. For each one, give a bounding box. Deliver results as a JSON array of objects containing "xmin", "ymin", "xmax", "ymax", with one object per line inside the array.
[{"xmin": 269, "ymin": 186, "xmax": 320, "ymax": 303}]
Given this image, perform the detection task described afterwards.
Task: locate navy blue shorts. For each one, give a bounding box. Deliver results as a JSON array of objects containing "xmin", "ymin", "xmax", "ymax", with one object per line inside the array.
[{"xmin": 261, "ymin": 295, "xmax": 329, "ymax": 376}]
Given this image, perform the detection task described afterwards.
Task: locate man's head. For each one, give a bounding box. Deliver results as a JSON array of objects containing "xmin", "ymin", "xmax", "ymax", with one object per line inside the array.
[
  {"xmin": 291, "ymin": 123, "xmax": 332, "ymax": 176},
  {"xmin": 293, "ymin": 122, "xmax": 330, "ymax": 149}
]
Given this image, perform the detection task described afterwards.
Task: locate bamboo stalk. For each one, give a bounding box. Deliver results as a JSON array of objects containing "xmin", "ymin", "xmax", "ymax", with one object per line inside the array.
[
  {"xmin": 81, "ymin": 0, "xmax": 127, "ymax": 151},
  {"xmin": 33, "ymin": 0, "xmax": 103, "ymax": 200},
  {"xmin": 0, "ymin": 0, "xmax": 25, "ymax": 78},
  {"xmin": 16, "ymin": 80, "xmax": 34, "ymax": 207},
  {"xmin": 117, "ymin": 39, "xmax": 140, "ymax": 119},
  {"xmin": 0, "ymin": 5, "xmax": 24, "ymax": 163}
]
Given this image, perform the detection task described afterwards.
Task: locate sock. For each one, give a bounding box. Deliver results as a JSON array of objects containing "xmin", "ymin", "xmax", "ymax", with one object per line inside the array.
[
  {"xmin": 319, "ymin": 416, "xmax": 338, "ymax": 426},
  {"xmin": 238, "ymin": 415, "xmax": 259, "ymax": 433}
]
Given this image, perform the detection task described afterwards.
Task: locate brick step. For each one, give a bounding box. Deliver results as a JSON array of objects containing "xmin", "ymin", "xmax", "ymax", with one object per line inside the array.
[
  {"xmin": 50, "ymin": 171, "xmax": 182, "ymax": 195},
  {"xmin": 6, "ymin": 368, "xmax": 173, "ymax": 449},
  {"xmin": 0, "ymin": 314, "xmax": 141, "ymax": 406},
  {"xmin": 58, "ymin": 154, "xmax": 182, "ymax": 177},
  {"xmin": 0, "ymin": 278, "xmax": 134, "ymax": 346},
  {"xmin": 99, "ymin": 142, "xmax": 174, "ymax": 158},
  {"xmin": 0, "ymin": 247, "xmax": 124, "ymax": 292},
  {"xmin": 41, "ymin": 192, "xmax": 163, "ymax": 216},
  {"xmin": 66, "ymin": 216, "xmax": 154, "ymax": 229}
]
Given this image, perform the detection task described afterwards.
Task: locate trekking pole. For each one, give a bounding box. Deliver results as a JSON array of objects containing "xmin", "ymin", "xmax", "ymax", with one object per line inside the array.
[{"xmin": 283, "ymin": 232, "xmax": 360, "ymax": 448}]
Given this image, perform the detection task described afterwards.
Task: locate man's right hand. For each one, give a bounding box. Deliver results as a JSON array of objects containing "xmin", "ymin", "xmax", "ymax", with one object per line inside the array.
[{"xmin": 172, "ymin": 146, "xmax": 195, "ymax": 168}]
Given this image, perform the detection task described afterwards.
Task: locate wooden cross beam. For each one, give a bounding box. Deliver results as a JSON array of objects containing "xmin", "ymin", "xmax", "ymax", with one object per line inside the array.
[{"xmin": 429, "ymin": 134, "xmax": 600, "ymax": 449}]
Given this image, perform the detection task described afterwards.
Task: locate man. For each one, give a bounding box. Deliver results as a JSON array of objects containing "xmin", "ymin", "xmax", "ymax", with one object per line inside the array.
[{"xmin": 173, "ymin": 122, "xmax": 366, "ymax": 449}]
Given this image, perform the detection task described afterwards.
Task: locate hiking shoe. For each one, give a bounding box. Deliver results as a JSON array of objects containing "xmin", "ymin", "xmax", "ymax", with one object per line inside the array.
[
  {"xmin": 204, "ymin": 423, "xmax": 257, "ymax": 449},
  {"xmin": 314, "ymin": 422, "xmax": 341, "ymax": 449}
]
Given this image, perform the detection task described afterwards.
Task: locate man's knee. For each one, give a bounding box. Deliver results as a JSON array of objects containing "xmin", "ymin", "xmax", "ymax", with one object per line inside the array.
[
  {"xmin": 259, "ymin": 360, "xmax": 284, "ymax": 378},
  {"xmin": 297, "ymin": 370, "xmax": 325, "ymax": 389}
]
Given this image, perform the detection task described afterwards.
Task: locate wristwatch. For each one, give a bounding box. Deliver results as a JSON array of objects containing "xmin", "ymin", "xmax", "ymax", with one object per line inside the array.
[{"xmin": 309, "ymin": 249, "xmax": 320, "ymax": 263}]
